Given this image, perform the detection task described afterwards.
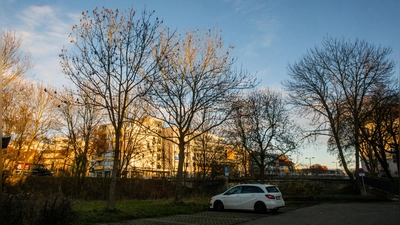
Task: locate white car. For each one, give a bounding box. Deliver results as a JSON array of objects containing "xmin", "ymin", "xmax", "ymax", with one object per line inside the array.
[{"xmin": 210, "ymin": 184, "xmax": 285, "ymax": 213}]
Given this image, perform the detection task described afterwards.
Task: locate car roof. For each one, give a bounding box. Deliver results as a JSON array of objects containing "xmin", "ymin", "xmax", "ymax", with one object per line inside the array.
[{"xmin": 235, "ymin": 184, "xmax": 275, "ymax": 187}]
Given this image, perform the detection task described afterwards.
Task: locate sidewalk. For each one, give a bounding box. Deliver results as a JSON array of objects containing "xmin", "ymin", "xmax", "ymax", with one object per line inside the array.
[{"xmin": 242, "ymin": 201, "xmax": 400, "ymax": 225}]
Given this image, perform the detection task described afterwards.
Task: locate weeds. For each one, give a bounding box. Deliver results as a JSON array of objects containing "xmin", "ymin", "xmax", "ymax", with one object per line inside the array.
[{"xmin": 1, "ymin": 193, "xmax": 76, "ymax": 225}]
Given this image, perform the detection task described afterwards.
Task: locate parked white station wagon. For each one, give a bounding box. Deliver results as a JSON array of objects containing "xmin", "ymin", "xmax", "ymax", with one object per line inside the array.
[{"xmin": 210, "ymin": 184, "xmax": 285, "ymax": 213}]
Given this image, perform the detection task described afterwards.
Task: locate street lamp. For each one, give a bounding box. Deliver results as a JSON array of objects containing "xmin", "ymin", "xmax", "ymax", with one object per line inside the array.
[
  {"xmin": 332, "ymin": 161, "xmax": 338, "ymax": 170},
  {"xmin": 306, "ymin": 157, "xmax": 314, "ymax": 168},
  {"xmin": 305, "ymin": 157, "xmax": 314, "ymax": 175}
]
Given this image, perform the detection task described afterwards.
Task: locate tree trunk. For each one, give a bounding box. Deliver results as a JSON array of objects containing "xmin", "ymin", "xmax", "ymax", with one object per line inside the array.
[
  {"xmin": 259, "ymin": 161, "xmax": 265, "ymax": 184},
  {"xmin": 174, "ymin": 140, "xmax": 185, "ymax": 204},
  {"xmin": 354, "ymin": 121, "xmax": 362, "ymax": 193},
  {"xmin": 337, "ymin": 143, "xmax": 356, "ymax": 187},
  {"xmin": 107, "ymin": 131, "xmax": 121, "ymax": 211},
  {"xmin": 107, "ymin": 171, "xmax": 117, "ymax": 211}
]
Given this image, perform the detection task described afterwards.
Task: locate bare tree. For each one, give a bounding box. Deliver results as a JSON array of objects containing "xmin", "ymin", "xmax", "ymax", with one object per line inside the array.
[
  {"xmin": 283, "ymin": 36, "xmax": 395, "ymax": 191},
  {"xmin": 359, "ymin": 85, "xmax": 399, "ymax": 179},
  {"xmin": 2, "ymin": 30, "xmax": 33, "ymax": 88},
  {"xmin": 52, "ymin": 87, "xmax": 104, "ymax": 193},
  {"xmin": 2, "ymin": 80, "xmax": 58, "ymax": 171},
  {"xmin": 119, "ymin": 100, "xmax": 152, "ymax": 178},
  {"xmin": 231, "ymin": 88, "xmax": 300, "ymax": 183},
  {"xmin": 59, "ymin": 7, "xmax": 168, "ymax": 210},
  {"xmin": 1, "ymin": 31, "xmax": 33, "ymax": 193},
  {"xmin": 222, "ymin": 120, "xmax": 250, "ymax": 180},
  {"xmin": 192, "ymin": 123, "xmax": 227, "ymax": 189},
  {"xmin": 150, "ymin": 28, "xmax": 255, "ymax": 203}
]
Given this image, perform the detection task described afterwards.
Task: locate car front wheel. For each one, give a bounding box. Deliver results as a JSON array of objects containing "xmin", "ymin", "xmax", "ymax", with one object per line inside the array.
[
  {"xmin": 254, "ymin": 202, "xmax": 267, "ymax": 214},
  {"xmin": 213, "ymin": 201, "xmax": 224, "ymax": 211}
]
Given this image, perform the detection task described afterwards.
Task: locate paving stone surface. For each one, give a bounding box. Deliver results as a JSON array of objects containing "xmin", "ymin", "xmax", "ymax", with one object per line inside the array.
[
  {"xmin": 242, "ymin": 201, "xmax": 400, "ymax": 225},
  {"xmin": 96, "ymin": 201, "xmax": 399, "ymax": 225}
]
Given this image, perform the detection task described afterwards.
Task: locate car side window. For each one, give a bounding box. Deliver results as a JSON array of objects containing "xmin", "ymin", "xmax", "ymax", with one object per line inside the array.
[
  {"xmin": 225, "ymin": 186, "xmax": 242, "ymax": 195},
  {"xmin": 252, "ymin": 186, "xmax": 264, "ymax": 193},
  {"xmin": 242, "ymin": 186, "xmax": 252, "ymax": 193},
  {"xmin": 241, "ymin": 186, "xmax": 263, "ymax": 193}
]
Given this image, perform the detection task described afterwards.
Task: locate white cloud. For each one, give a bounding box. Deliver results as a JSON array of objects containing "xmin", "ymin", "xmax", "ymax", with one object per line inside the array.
[
  {"xmin": 230, "ymin": 0, "xmax": 279, "ymax": 56},
  {"xmin": 8, "ymin": 5, "xmax": 79, "ymax": 87},
  {"xmin": 18, "ymin": 5, "xmax": 54, "ymax": 29},
  {"xmin": 251, "ymin": 16, "xmax": 278, "ymax": 48},
  {"xmin": 18, "ymin": 6, "xmax": 72, "ymax": 55}
]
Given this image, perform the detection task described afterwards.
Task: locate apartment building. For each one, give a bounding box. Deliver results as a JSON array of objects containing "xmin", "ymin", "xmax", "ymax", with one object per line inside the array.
[
  {"xmin": 2, "ymin": 136, "xmax": 74, "ymax": 175},
  {"xmin": 90, "ymin": 117, "xmax": 241, "ymax": 179},
  {"xmin": 9, "ymin": 115, "xmax": 292, "ymax": 179},
  {"xmin": 162, "ymin": 128, "xmax": 239, "ymax": 179},
  {"xmin": 90, "ymin": 117, "xmax": 171, "ymax": 178}
]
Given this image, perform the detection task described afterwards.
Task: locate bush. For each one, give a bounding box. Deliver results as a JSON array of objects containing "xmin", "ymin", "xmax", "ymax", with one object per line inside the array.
[{"xmin": 1, "ymin": 193, "xmax": 77, "ymax": 225}]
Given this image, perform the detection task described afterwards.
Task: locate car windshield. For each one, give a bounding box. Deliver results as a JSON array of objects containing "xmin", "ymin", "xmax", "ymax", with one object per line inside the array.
[{"xmin": 265, "ymin": 186, "xmax": 280, "ymax": 193}]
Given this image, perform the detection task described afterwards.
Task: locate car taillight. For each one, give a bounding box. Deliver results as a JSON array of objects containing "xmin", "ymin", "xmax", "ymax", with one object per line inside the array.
[{"xmin": 265, "ymin": 194, "xmax": 275, "ymax": 199}]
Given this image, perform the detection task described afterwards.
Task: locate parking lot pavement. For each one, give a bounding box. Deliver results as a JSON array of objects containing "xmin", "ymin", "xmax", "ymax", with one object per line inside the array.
[
  {"xmin": 96, "ymin": 204, "xmax": 302, "ymax": 225},
  {"xmin": 97, "ymin": 201, "xmax": 399, "ymax": 225},
  {"xmin": 97, "ymin": 210, "xmax": 268, "ymax": 225},
  {"xmin": 242, "ymin": 201, "xmax": 400, "ymax": 225}
]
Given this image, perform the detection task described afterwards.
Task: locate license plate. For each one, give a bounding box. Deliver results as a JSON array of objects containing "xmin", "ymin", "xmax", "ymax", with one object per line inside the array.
[{"xmin": 276, "ymin": 196, "xmax": 281, "ymax": 200}]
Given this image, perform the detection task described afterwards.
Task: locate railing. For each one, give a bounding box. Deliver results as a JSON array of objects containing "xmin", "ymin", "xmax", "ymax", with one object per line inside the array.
[
  {"xmin": 362, "ymin": 175, "xmax": 397, "ymax": 198},
  {"xmin": 106, "ymin": 165, "xmax": 113, "ymax": 170},
  {"xmin": 95, "ymin": 157, "xmax": 104, "ymax": 161},
  {"xmin": 94, "ymin": 165, "xmax": 104, "ymax": 170}
]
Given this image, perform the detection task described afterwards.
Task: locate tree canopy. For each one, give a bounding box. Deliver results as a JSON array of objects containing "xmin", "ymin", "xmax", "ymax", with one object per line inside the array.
[{"xmin": 283, "ymin": 36, "xmax": 396, "ymax": 190}]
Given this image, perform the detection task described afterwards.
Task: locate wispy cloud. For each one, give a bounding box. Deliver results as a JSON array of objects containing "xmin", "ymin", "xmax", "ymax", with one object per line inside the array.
[
  {"xmin": 6, "ymin": 5, "xmax": 79, "ymax": 87},
  {"xmin": 18, "ymin": 6, "xmax": 72, "ymax": 56},
  {"xmin": 229, "ymin": 0, "xmax": 279, "ymax": 56}
]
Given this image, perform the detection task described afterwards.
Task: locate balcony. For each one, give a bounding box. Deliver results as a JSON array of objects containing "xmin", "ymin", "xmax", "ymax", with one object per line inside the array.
[
  {"xmin": 94, "ymin": 165, "xmax": 104, "ymax": 170},
  {"xmin": 105, "ymin": 165, "xmax": 113, "ymax": 170},
  {"xmin": 95, "ymin": 156, "xmax": 104, "ymax": 161}
]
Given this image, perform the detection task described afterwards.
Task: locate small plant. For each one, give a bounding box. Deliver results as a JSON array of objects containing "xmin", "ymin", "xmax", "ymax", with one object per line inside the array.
[{"xmin": 1, "ymin": 193, "xmax": 76, "ymax": 225}]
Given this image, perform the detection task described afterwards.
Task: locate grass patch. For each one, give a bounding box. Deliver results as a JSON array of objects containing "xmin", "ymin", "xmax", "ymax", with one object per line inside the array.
[{"xmin": 72, "ymin": 198, "xmax": 211, "ymax": 225}]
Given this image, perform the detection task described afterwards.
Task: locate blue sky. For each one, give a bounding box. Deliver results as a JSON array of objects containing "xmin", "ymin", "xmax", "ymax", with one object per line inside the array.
[{"xmin": 2, "ymin": 0, "xmax": 399, "ymax": 169}]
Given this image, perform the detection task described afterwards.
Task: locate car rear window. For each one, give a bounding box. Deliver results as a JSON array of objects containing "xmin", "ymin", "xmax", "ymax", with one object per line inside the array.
[{"xmin": 265, "ymin": 186, "xmax": 280, "ymax": 193}]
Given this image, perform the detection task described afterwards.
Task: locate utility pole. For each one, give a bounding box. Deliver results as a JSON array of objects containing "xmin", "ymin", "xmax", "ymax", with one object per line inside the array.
[
  {"xmin": 306, "ymin": 157, "xmax": 314, "ymax": 175},
  {"xmin": 306, "ymin": 157, "xmax": 314, "ymax": 168}
]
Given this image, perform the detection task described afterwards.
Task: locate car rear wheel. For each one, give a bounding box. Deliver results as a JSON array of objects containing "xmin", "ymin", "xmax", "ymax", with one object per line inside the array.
[
  {"xmin": 270, "ymin": 208, "xmax": 279, "ymax": 213},
  {"xmin": 254, "ymin": 202, "xmax": 267, "ymax": 214},
  {"xmin": 213, "ymin": 201, "xmax": 224, "ymax": 211}
]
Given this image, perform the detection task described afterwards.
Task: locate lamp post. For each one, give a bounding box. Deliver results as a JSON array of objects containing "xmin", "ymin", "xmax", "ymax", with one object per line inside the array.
[
  {"xmin": 306, "ymin": 157, "xmax": 314, "ymax": 175},
  {"xmin": 306, "ymin": 157, "xmax": 314, "ymax": 168},
  {"xmin": 332, "ymin": 161, "xmax": 338, "ymax": 170}
]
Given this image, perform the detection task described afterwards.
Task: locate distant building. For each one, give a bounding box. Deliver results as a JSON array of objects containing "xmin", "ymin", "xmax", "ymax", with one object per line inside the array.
[
  {"xmin": 247, "ymin": 153, "xmax": 295, "ymax": 177},
  {"xmin": 89, "ymin": 117, "xmax": 244, "ymax": 179},
  {"xmin": 5, "ymin": 116, "xmax": 296, "ymax": 179},
  {"xmin": 89, "ymin": 117, "xmax": 167, "ymax": 178}
]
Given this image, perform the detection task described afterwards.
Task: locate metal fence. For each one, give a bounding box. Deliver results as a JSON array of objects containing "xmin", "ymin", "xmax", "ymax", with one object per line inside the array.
[{"xmin": 362, "ymin": 175, "xmax": 396, "ymax": 197}]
